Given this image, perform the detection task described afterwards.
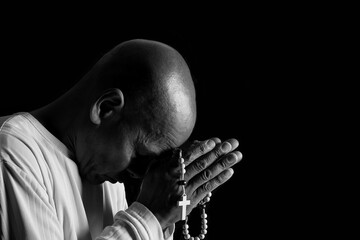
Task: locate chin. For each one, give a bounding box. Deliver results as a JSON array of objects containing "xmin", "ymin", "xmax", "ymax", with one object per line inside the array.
[
  {"xmin": 84, "ymin": 174, "xmax": 106, "ymax": 185},
  {"xmin": 107, "ymin": 176, "xmax": 122, "ymax": 184},
  {"xmin": 111, "ymin": 172, "xmax": 135, "ymax": 185}
]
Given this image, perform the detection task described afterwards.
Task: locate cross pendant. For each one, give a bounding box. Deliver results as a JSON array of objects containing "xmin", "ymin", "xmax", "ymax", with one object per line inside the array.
[{"xmin": 178, "ymin": 194, "xmax": 191, "ymax": 220}]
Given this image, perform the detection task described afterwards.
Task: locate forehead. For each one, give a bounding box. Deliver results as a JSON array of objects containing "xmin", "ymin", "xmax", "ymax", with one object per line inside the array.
[
  {"xmin": 137, "ymin": 132, "xmax": 172, "ymax": 156},
  {"xmin": 134, "ymin": 75, "xmax": 195, "ymax": 156},
  {"xmin": 136, "ymin": 124, "xmax": 186, "ymax": 157}
]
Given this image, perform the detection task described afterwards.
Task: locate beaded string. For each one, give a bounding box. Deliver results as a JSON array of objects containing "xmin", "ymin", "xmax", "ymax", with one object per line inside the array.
[
  {"xmin": 177, "ymin": 150, "xmax": 190, "ymax": 221},
  {"xmin": 177, "ymin": 149, "xmax": 212, "ymax": 240}
]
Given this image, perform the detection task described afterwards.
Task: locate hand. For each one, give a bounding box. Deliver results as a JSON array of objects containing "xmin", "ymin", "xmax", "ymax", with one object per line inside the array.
[
  {"xmin": 136, "ymin": 137, "xmax": 242, "ymax": 229},
  {"xmin": 182, "ymin": 138, "xmax": 242, "ymax": 208}
]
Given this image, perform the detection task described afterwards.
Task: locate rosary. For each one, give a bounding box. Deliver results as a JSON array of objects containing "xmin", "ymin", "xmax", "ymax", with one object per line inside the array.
[{"xmin": 177, "ymin": 149, "xmax": 212, "ymax": 240}]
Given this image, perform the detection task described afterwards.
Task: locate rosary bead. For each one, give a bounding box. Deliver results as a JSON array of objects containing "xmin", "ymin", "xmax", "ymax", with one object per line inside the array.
[
  {"xmin": 201, "ymin": 229, "xmax": 207, "ymax": 235},
  {"xmin": 180, "ymin": 157, "xmax": 185, "ymax": 163},
  {"xmin": 194, "ymin": 237, "xmax": 200, "ymax": 240},
  {"xmin": 199, "ymin": 234, "xmax": 205, "ymax": 239},
  {"xmin": 201, "ymin": 213, "xmax": 207, "ymax": 218},
  {"xmin": 184, "ymin": 234, "xmax": 191, "ymax": 239},
  {"xmin": 201, "ymin": 224, "xmax": 208, "ymax": 230},
  {"xmin": 178, "ymin": 180, "xmax": 187, "ymax": 185},
  {"xmin": 183, "ymin": 229, "xmax": 189, "ymax": 235},
  {"xmin": 189, "ymin": 237, "xmax": 194, "ymax": 240}
]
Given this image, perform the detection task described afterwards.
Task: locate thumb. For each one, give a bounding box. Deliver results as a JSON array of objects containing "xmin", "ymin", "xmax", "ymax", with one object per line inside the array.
[{"xmin": 167, "ymin": 148, "xmax": 183, "ymax": 177}]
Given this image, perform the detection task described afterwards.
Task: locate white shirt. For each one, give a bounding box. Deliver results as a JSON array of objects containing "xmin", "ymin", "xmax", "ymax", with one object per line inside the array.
[{"xmin": 0, "ymin": 113, "xmax": 174, "ymax": 240}]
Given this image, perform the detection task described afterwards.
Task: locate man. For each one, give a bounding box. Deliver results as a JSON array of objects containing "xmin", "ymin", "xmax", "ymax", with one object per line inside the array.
[{"xmin": 0, "ymin": 39, "xmax": 242, "ymax": 239}]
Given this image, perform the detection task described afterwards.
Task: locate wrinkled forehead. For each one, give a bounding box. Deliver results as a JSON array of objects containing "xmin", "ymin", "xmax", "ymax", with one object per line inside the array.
[{"xmin": 136, "ymin": 116, "xmax": 190, "ymax": 158}]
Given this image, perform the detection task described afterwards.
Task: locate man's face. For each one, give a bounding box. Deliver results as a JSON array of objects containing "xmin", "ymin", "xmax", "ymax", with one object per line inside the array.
[{"xmin": 80, "ymin": 117, "xmax": 191, "ymax": 185}]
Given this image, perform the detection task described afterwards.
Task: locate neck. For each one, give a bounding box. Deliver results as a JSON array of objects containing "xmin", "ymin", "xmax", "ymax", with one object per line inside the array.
[{"xmin": 30, "ymin": 87, "xmax": 88, "ymax": 156}]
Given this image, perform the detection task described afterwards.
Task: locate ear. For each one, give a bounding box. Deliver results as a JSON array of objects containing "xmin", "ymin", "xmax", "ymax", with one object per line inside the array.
[{"xmin": 90, "ymin": 88, "xmax": 124, "ymax": 125}]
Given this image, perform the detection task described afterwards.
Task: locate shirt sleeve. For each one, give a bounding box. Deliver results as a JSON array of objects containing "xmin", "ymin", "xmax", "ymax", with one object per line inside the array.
[
  {"xmin": 0, "ymin": 131, "xmax": 175, "ymax": 240},
  {"xmin": 97, "ymin": 202, "xmax": 175, "ymax": 240},
  {"xmin": 0, "ymin": 156, "xmax": 63, "ymax": 240}
]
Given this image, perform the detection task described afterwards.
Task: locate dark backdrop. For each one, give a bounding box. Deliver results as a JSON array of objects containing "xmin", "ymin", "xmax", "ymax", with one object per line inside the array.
[{"xmin": 0, "ymin": 14, "xmax": 338, "ymax": 239}]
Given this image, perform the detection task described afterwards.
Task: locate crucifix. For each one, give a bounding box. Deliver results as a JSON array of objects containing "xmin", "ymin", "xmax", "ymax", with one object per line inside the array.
[{"xmin": 178, "ymin": 194, "xmax": 191, "ymax": 220}]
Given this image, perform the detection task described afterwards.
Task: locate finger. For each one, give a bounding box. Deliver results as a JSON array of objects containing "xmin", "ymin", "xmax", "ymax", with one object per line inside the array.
[
  {"xmin": 211, "ymin": 137, "xmax": 222, "ymax": 144},
  {"xmin": 167, "ymin": 148, "xmax": 183, "ymax": 177},
  {"xmin": 191, "ymin": 168, "xmax": 235, "ymax": 205},
  {"xmin": 224, "ymin": 138, "xmax": 239, "ymax": 150},
  {"xmin": 182, "ymin": 137, "xmax": 221, "ymax": 167},
  {"xmin": 186, "ymin": 151, "xmax": 242, "ymax": 194},
  {"xmin": 184, "ymin": 138, "xmax": 239, "ymax": 181}
]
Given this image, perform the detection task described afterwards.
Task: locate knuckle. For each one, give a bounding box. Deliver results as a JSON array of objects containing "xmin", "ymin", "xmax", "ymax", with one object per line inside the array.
[
  {"xmin": 199, "ymin": 142, "xmax": 206, "ymax": 153},
  {"xmin": 213, "ymin": 148, "xmax": 222, "ymax": 159},
  {"xmin": 203, "ymin": 181, "xmax": 212, "ymax": 192},
  {"xmin": 220, "ymin": 158, "xmax": 228, "ymax": 168},
  {"xmin": 194, "ymin": 159, "xmax": 207, "ymax": 171},
  {"xmin": 201, "ymin": 169, "xmax": 212, "ymax": 181},
  {"xmin": 191, "ymin": 140, "xmax": 200, "ymax": 148}
]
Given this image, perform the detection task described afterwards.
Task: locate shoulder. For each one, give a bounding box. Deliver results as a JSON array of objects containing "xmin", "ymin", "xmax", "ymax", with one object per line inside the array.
[
  {"xmin": 1, "ymin": 113, "xmax": 38, "ymax": 152},
  {"xmin": 0, "ymin": 113, "xmax": 45, "ymax": 176}
]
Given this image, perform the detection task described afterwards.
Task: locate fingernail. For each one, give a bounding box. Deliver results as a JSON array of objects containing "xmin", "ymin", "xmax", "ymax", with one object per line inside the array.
[
  {"xmin": 237, "ymin": 151, "xmax": 243, "ymax": 161},
  {"xmin": 227, "ymin": 155, "xmax": 237, "ymax": 164},
  {"xmin": 206, "ymin": 139, "xmax": 215, "ymax": 148},
  {"xmin": 226, "ymin": 168, "xmax": 234, "ymax": 177},
  {"xmin": 221, "ymin": 142, "xmax": 231, "ymax": 152}
]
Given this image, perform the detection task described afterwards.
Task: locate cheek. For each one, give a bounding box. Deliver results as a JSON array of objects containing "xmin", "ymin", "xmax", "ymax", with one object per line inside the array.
[
  {"xmin": 101, "ymin": 140, "xmax": 133, "ymax": 173},
  {"xmin": 92, "ymin": 123, "xmax": 136, "ymax": 174}
]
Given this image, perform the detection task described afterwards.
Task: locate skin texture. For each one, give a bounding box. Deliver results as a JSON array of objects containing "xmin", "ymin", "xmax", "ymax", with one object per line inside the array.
[{"xmin": 31, "ymin": 39, "xmax": 242, "ymax": 230}]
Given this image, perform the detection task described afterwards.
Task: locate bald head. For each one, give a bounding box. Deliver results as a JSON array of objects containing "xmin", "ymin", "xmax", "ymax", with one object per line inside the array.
[
  {"xmin": 94, "ymin": 39, "xmax": 194, "ymax": 94},
  {"xmin": 83, "ymin": 39, "xmax": 197, "ymax": 145}
]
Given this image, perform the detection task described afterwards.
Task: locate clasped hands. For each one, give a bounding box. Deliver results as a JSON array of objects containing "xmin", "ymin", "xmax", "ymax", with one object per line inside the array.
[{"xmin": 136, "ymin": 137, "xmax": 243, "ymax": 230}]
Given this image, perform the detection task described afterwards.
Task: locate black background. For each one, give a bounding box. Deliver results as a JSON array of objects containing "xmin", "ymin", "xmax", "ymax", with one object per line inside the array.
[{"xmin": 0, "ymin": 9, "xmax": 349, "ymax": 239}]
